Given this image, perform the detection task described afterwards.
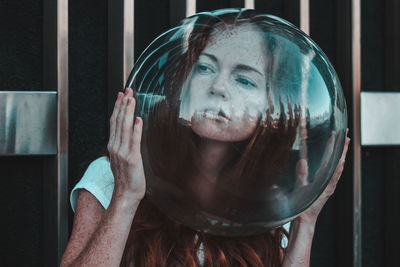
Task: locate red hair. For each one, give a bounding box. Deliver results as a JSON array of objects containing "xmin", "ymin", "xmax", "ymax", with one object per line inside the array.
[{"xmin": 120, "ymin": 197, "xmax": 287, "ymax": 267}]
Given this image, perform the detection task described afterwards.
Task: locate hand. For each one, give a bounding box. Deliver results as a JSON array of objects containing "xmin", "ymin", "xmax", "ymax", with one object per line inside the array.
[
  {"xmin": 107, "ymin": 88, "xmax": 146, "ymax": 201},
  {"xmin": 295, "ymin": 129, "xmax": 350, "ymax": 225}
]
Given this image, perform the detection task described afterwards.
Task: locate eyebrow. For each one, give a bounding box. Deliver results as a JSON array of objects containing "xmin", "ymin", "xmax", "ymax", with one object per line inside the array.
[{"xmin": 200, "ymin": 53, "xmax": 265, "ymax": 79}]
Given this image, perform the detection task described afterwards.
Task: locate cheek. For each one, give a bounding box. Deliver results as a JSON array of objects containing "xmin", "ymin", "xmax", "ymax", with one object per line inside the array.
[
  {"xmin": 223, "ymin": 116, "xmax": 259, "ymax": 141},
  {"xmin": 232, "ymin": 91, "xmax": 267, "ymax": 114},
  {"xmin": 237, "ymin": 116, "xmax": 258, "ymax": 133},
  {"xmin": 188, "ymin": 77, "xmax": 211, "ymax": 101}
]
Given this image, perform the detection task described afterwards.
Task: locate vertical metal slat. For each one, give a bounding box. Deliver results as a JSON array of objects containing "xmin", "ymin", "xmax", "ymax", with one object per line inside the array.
[
  {"xmin": 108, "ymin": 0, "xmax": 135, "ymax": 119},
  {"xmin": 244, "ymin": 0, "xmax": 255, "ymax": 9},
  {"xmin": 186, "ymin": 0, "xmax": 196, "ymax": 17},
  {"xmin": 42, "ymin": 0, "xmax": 69, "ymax": 266},
  {"xmin": 299, "ymin": 0, "xmax": 310, "ymax": 35},
  {"xmin": 352, "ymin": 0, "xmax": 362, "ymax": 266}
]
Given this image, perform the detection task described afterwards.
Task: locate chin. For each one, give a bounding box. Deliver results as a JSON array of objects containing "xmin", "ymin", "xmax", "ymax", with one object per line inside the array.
[{"xmin": 191, "ymin": 119, "xmax": 254, "ymax": 142}]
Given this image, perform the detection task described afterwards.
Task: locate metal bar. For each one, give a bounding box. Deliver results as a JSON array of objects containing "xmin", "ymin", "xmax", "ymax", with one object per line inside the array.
[
  {"xmin": 299, "ymin": 0, "xmax": 309, "ymax": 35},
  {"xmin": 42, "ymin": 0, "xmax": 69, "ymax": 265},
  {"xmin": 360, "ymin": 92, "xmax": 400, "ymax": 145},
  {"xmin": 124, "ymin": 0, "xmax": 135, "ymax": 85},
  {"xmin": 352, "ymin": 0, "xmax": 362, "ymax": 266},
  {"xmin": 107, "ymin": 0, "xmax": 135, "ymax": 119},
  {"xmin": 57, "ymin": 0, "xmax": 69, "ymax": 264},
  {"xmin": 186, "ymin": 0, "xmax": 196, "ymax": 17},
  {"xmin": 0, "ymin": 92, "xmax": 57, "ymax": 155},
  {"xmin": 244, "ymin": 0, "xmax": 255, "ymax": 9}
]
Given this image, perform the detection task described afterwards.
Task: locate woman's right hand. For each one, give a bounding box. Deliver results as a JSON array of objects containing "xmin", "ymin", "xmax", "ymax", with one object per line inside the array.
[{"xmin": 107, "ymin": 87, "xmax": 146, "ymax": 201}]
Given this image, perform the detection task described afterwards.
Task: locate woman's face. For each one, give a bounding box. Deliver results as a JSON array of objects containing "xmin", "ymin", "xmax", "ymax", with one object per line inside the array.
[{"xmin": 180, "ymin": 24, "xmax": 269, "ymax": 142}]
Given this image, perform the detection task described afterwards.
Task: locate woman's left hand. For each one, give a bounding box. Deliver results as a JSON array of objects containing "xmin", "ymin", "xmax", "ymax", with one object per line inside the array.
[
  {"xmin": 295, "ymin": 129, "xmax": 350, "ymax": 225},
  {"xmin": 282, "ymin": 130, "xmax": 350, "ymax": 267}
]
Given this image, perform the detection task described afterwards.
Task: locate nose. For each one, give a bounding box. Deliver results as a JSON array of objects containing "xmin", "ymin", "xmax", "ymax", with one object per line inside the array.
[{"xmin": 209, "ymin": 74, "xmax": 230, "ymax": 100}]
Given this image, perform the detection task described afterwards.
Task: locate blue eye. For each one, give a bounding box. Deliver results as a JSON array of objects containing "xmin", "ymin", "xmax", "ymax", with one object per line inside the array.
[
  {"xmin": 196, "ymin": 63, "xmax": 214, "ymax": 74},
  {"xmin": 236, "ymin": 77, "xmax": 256, "ymax": 88}
]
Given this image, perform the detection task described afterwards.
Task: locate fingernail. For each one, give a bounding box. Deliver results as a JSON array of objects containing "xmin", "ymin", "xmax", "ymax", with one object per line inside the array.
[
  {"xmin": 127, "ymin": 97, "xmax": 132, "ymax": 104},
  {"xmin": 125, "ymin": 88, "xmax": 129, "ymax": 95},
  {"xmin": 135, "ymin": 117, "xmax": 140, "ymax": 124},
  {"xmin": 117, "ymin": 92, "xmax": 122, "ymax": 99}
]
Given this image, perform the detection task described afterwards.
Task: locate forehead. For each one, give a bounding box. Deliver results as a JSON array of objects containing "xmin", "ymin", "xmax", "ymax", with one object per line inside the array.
[{"xmin": 203, "ymin": 24, "xmax": 268, "ymax": 64}]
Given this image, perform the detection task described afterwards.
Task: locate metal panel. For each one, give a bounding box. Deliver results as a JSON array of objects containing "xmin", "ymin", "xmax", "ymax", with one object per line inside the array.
[
  {"xmin": 352, "ymin": 0, "xmax": 362, "ymax": 266},
  {"xmin": 361, "ymin": 92, "xmax": 400, "ymax": 146},
  {"xmin": 56, "ymin": 0, "xmax": 69, "ymax": 264},
  {"xmin": 244, "ymin": 0, "xmax": 254, "ymax": 9},
  {"xmin": 186, "ymin": 0, "xmax": 196, "ymax": 17},
  {"xmin": 43, "ymin": 0, "xmax": 69, "ymax": 266},
  {"xmin": 0, "ymin": 91, "xmax": 57, "ymax": 155},
  {"xmin": 300, "ymin": 0, "xmax": 309, "ymax": 35}
]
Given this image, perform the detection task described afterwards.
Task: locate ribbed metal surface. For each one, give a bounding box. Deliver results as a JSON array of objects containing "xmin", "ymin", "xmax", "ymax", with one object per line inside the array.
[{"xmin": 0, "ymin": 91, "xmax": 57, "ymax": 155}]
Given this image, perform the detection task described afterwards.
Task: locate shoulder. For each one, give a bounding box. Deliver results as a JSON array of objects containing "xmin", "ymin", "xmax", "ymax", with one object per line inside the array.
[{"xmin": 70, "ymin": 156, "xmax": 115, "ymax": 212}]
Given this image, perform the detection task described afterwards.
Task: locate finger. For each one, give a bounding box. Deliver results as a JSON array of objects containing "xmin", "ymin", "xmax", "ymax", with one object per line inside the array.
[
  {"xmin": 340, "ymin": 130, "xmax": 351, "ymax": 161},
  {"xmin": 127, "ymin": 87, "xmax": 134, "ymax": 97},
  {"xmin": 299, "ymin": 124, "xmax": 308, "ymax": 160},
  {"xmin": 109, "ymin": 92, "xmax": 123, "ymax": 146},
  {"xmin": 295, "ymin": 158, "xmax": 309, "ymax": 187},
  {"xmin": 330, "ymin": 159, "xmax": 344, "ymax": 191},
  {"xmin": 338, "ymin": 129, "xmax": 351, "ymax": 163},
  {"xmin": 115, "ymin": 88, "xmax": 131, "ymax": 149},
  {"xmin": 320, "ymin": 131, "xmax": 336, "ymax": 167},
  {"xmin": 130, "ymin": 117, "xmax": 143, "ymax": 157},
  {"xmin": 120, "ymin": 96, "xmax": 136, "ymax": 153},
  {"xmin": 324, "ymin": 160, "xmax": 345, "ymax": 196},
  {"xmin": 325, "ymin": 132, "xmax": 350, "ymax": 191}
]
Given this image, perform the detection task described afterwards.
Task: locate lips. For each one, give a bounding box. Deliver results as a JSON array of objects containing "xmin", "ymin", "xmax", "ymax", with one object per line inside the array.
[{"xmin": 201, "ymin": 108, "xmax": 230, "ymax": 123}]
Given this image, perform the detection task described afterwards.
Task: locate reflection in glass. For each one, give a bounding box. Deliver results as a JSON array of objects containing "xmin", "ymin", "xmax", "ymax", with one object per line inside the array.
[{"xmin": 126, "ymin": 8, "xmax": 347, "ymax": 236}]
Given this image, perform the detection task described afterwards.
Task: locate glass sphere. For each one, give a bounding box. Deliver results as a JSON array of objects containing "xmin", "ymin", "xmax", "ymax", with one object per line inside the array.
[{"xmin": 126, "ymin": 8, "xmax": 347, "ymax": 236}]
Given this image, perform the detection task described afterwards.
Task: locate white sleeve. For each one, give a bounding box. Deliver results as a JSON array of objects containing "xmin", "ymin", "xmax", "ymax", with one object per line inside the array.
[
  {"xmin": 281, "ymin": 222, "xmax": 291, "ymax": 248},
  {"xmin": 70, "ymin": 156, "xmax": 115, "ymax": 212}
]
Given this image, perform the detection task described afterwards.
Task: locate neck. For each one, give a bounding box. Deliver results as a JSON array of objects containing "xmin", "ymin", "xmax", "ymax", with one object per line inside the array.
[
  {"xmin": 195, "ymin": 138, "xmax": 230, "ymax": 179},
  {"xmin": 190, "ymin": 139, "xmax": 231, "ymax": 205}
]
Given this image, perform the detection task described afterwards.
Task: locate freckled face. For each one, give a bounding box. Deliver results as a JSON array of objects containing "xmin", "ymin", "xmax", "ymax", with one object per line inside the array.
[{"xmin": 180, "ymin": 24, "xmax": 269, "ymax": 142}]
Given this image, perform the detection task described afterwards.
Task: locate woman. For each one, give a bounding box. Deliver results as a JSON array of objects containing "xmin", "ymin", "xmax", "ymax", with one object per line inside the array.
[{"xmin": 61, "ymin": 9, "xmax": 350, "ymax": 267}]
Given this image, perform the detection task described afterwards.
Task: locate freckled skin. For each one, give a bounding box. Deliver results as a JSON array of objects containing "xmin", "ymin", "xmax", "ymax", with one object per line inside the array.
[
  {"xmin": 61, "ymin": 189, "xmax": 141, "ymax": 267},
  {"xmin": 60, "ymin": 88, "xmax": 144, "ymax": 267},
  {"xmin": 61, "ymin": 190, "xmax": 104, "ymax": 265},
  {"xmin": 180, "ymin": 24, "xmax": 269, "ymax": 142}
]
